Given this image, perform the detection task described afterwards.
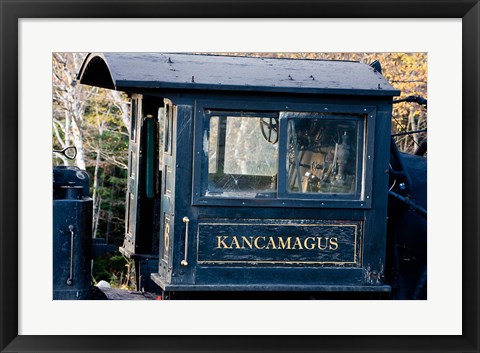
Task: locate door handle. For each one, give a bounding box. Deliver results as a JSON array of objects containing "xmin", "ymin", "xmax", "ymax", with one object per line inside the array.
[
  {"xmin": 181, "ymin": 217, "xmax": 190, "ymax": 266},
  {"xmin": 67, "ymin": 225, "xmax": 74, "ymax": 285}
]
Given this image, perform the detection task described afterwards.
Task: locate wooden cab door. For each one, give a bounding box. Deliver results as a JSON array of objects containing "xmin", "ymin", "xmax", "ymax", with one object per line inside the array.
[
  {"xmin": 123, "ymin": 94, "xmax": 142, "ymax": 254},
  {"xmin": 158, "ymin": 100, "xmax": 176, "ymax": 280}
]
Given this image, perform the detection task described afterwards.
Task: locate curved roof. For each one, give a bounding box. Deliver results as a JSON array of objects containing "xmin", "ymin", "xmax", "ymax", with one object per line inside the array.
[{"xmin": 77, "ymin": 53, "xmax": 399, "ymax": 97}]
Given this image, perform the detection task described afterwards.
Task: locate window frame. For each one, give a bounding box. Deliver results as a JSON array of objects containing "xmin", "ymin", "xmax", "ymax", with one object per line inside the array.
[
  {"xmin": 205, "ymin": 110, "xmax": 280, "ymax": 197},
  {"xmin": 192, "ymin": 100, "xmax": 376, "ymax": 209}
]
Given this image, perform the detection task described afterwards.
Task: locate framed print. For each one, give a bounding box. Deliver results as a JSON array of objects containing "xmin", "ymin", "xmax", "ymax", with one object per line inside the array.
[{"xmin": 1, "ymin": 1, "xmax": 479, "ymax": 353}]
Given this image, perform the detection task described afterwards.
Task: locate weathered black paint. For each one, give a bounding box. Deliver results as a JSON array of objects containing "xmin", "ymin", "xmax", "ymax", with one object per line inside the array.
[
  {"xmin": 196, "ymin": 219, "xmax": 361, "ymax": 265},
  {"xmin": 78, "ymin": 53, "xmax": 399, "ymax": 96},
  {"xmin": 78, "ymin": 53, "xmax": 399, "ymax": 295}
]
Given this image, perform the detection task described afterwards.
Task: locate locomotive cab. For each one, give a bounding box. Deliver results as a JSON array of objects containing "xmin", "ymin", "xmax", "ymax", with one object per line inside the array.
[{"xmin": 78, "ymin": 53, "xmax": 400, "ymax": 298}]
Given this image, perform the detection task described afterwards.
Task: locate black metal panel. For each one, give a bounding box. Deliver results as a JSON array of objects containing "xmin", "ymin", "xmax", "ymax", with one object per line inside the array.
[
  {"xmin": 170, "ymin": 105, "xmax": 196, "ymax": 284},
  {"xmin": 52, "ymin": 167, "xmax": 94, "ymax": 300},
  {"xmin": 361, "ymin": 104, "xmax": 392, "ymax": 285},
  {"xmin": 53, "ymin": 198, "xmax": 93, "ymax": 299},
  {"xmin": 193, "ymin": 266, "xmax": 365, "ymax": 287},
  {"xmin": 152, "ymin": 271, "xmax": 391, "ymax": 293},
  {"xmin": 78, "ymin": 53, "xmax": 400, "ymax": 96}
]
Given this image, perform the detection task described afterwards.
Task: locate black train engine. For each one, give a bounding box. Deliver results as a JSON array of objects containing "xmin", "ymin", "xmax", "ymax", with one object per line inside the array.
[{"xmin": 75, "ymin": 53, "xmax": 426, "ymax": 299}]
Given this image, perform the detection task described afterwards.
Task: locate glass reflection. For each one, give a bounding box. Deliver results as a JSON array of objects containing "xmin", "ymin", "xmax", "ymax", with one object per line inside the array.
[
  {"xmin": 287, "ymin": 118, "xmax": 358, "ymax": 194},
  {"xmin": 207, "ymin": 115, "xmax": 278, "ymax": 197}
]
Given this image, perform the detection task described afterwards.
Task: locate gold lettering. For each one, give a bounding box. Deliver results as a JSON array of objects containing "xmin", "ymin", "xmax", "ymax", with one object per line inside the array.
[
  {"xmin": 292, "ymin": 237, "xmax": 303, "ymax": 250},
  {"xmin": 216, "ymin": 235, "xmax": 340, "ymax": 251},
  {"xmin": 254, "ymin": 236, "xmax": 266, "ymax": 249},
  {"xmin": 216, "ymin": 236, "xmax": 229, "ymax": 249},
  {"xmin": 277, "ymin": 237, "xmax": 292, "ymax": 249},
  {"xmin": 266, "ymin": 237, "xmax": 277, "ymax": 249},
  {"xmin": 317, "ymin": 237, "xmax": 328, "ymax": 250},
  {"xmin": 230, "ymin": 236, "xmax": 240, "ymax": 249},
  {"xmin": 329, "ymin": 237, "xmax": 339, "ymax": 250},
  {"xmin": 304, "ymin": 237, "xmax": 315, "ymax": 250},
  {"xmin": 241, "ymin": 236, "xmax": 253, "ymax": 249}
]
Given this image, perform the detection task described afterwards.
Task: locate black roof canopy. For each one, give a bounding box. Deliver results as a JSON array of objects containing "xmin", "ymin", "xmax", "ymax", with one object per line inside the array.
[{"xmin": 78, "ymin": 53, "xmax": 400, "ymax": 97}]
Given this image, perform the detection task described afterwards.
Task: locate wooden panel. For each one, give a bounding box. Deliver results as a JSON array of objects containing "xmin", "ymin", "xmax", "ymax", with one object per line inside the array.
[
  {"xmin": 122, "ymin": 95, "xmax": 142, "ymax": 254},
  {"xmin": 196, "ymin": 219, "xmax": 362, "ymax": 265}
]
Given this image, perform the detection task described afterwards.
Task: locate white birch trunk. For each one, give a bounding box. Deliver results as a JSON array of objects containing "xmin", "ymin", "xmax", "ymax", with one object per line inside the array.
[{"xmin": 109, "ymin": 90, "xmax": 131, "ymax": 133}]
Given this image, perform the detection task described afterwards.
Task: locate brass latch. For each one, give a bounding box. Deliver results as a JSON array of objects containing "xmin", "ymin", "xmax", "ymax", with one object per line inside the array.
[{"xmin": 181, "ymin": 217, "xmax": 190, "ymax": 266}]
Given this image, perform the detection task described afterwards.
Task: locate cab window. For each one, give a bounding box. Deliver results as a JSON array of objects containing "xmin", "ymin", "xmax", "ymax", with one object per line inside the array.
[
  {"xmin": 196, "ymin": 109, "xmax": 367, "ymax": 203},
  {"xmin": 285, "ymin": 113, "xmax": 362, "ymax": 196},
  {"xmin": 206, "ymin": 113, "xmax": 278, "ymax": 198}
]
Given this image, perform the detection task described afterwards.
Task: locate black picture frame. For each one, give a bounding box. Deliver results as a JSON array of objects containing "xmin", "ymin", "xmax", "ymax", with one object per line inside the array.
[{"xmin": 1, "ymin": 1, "xmax": 478, "ymax": 352}]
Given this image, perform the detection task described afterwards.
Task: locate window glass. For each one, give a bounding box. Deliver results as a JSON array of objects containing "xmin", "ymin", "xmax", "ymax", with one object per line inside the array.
[
  {"xmin": 164, "ymin": 105, "xmax": 172, "ymax": 154},
  {"xmin": 127, "ymin": 193, "xmax": 135, "ymax": 235},
  {"xmin": 207, "ymin": 115, "xmax": 278, "ymax": 197},
  {"xmin": 129, "ymin": 152, "xmax": 136, "ymax": 179},
  {"xmin": 208, "ymin": 116, "xmax": 219, "ymax": 174},
  {"xmin": 287, "ymin": 117, "xmax": 358, "ymax": 194},
  {"xmin": 130, "ymin": 100, "xmax": 137, "ymax": 141}
]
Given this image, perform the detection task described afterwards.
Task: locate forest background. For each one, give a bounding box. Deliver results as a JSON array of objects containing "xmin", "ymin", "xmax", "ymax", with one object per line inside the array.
[{"xmin": 52, "ymin": 52, "xmax": 427, "ymax": 289}]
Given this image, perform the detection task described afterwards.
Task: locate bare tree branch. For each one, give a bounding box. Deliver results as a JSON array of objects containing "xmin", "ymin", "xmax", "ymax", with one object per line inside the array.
[
  {"xmin": 52, "ymin": 118, "xmax": 66, "ymax": 148},
  {"xmin": 99, "ymin": 152, "xmax": 128, "ymax": 169}
]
